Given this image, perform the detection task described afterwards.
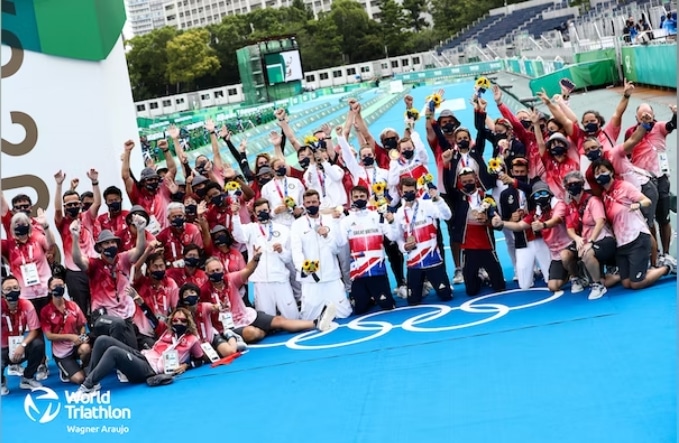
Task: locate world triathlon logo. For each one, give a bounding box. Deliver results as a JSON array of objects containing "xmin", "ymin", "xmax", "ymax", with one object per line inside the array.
[{"xmin": 24, "ymin": 387, "xmax": 61, "ymax": 423}]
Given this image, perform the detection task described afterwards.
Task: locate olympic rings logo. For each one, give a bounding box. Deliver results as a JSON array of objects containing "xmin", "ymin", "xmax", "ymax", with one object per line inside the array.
[{"xmin": 252, "ymin": 288, "xmax": 563, "ymax": 350}]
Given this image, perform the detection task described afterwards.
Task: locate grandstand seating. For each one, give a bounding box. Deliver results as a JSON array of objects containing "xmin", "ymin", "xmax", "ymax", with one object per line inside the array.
[
  {"xmin": 438, "ymin": 15, "xmax": 503, "ymax": 53},
  {"xmin": 522, "ymin": 14, "xmax": 575, "ymax": 37}
]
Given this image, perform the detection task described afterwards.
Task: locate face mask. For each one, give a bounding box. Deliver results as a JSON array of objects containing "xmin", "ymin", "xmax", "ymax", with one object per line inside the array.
[
  {"xmin": 586, "ymin": 149, "xmax": 602, "ymax": 161},
  {"xmin": 306, "ymin": 205, "xmax": 319, "ymax": 216},
  {"xmin": 170, "ymin": 192, "xmax": 185, "ymax": 203},
  {"xmin": 184, "ymin": 257, "xmax": 200, "ymax": 268},
  {"xmin": 402, "ymin": 191, "xmax": 417, "ymax": 202},
  {"xmin": 383, "ymin": 138, "xmax": 397, "ymax": 150},
  {"xmin": 275, "ymin": 166, "xmax": 287, "ymax": 177},
  {"xmin": 102, "ymin": 245, "xmax": 118, "ymax": 258},
  {"xmin": 208, "ymin": 271, "xmax": 224, "ymax": 283},
  {"xmin": 211, "ymin": 194, "xmax": 225, "ymax": 207},
  {"xmin": 550, "ymin": 146, "xmax": 567, "ymax": 157},
  {"xmin": 65, "ymin": 206, "xmax": 80, "ymax": 218},
  {"xmin": 457, "ymin": 140, "xmax": 470, "ymax": 151},
  {"xmin": 258, "ymin": 177, "xmax": 271, "ymax": 186},
  {"xmin": 595, "ymin": 173, "xmax": 611, "ymax": 186},
  {"xmin": 256, "ymin": 211, "xmax": 270, "ymax": 222},
  {"xmin": 171, "ymin": 217, "xmax": 185, "ymax": 229},
  {"xmin": 495, "ymin": 133, "xmax": 508, "ymax": 143},
  {"xmin": 567, "ymin": 183, "xmax": 583, "ymax": 196},
  {"xmin": 171, "ymin": 323, "xmax": 187, "ymax": 336},
  {"xmin": 547, "ymin": 130, "xmax": 556, "ymax": 137},
  {"xmin": 13, "ymin": 224, "xmax": 29, "ymax": 236},
  {"xmin": 145, "ymin": 181, "xmax": 159, "ymax": 192},
  {"xmin": 299, "ymin": 157, "xmax": 311, "ymax": 169},
  {"xmin": 82, "ymin": 203, "xmax": 92, "ymax": 211},
  {"xmin": 185, "ymin": 204, "xmax": 198, "ymax": 216},
  {"xmin": 535, "ymin": 196, "xmax": 551, "ymax": 207},
  {"xmin": 183, "ymin": 295, "xmax": 199, "ymax": 307},
  {"xmin": 108, "ymin": 201, "xmax": 122, "ymax": 212},
  {"xmin": 195, "ymin": 187, "xmax": 208, "ymax": 199},
  {"xmin": 514, "ymin": 175, "xmax": 528, "ymax": 183},
  {"xmin": 362, "ymin": 157, "xmax": 374, "ymax": 166},
  {"xmin": 402, "ymin": 149, "xmax": 414, "ymax": 160},
  {"xmin": 463, "ymin": 183, "xmax": 476, "ymax": 194},
  {"xmin": 521, "ymin": 120, "xmax": 532, "ymax": 130},
  {"xmin": 213, "ymin": 234, "xmax": 229, "ymax": 246},
  {"xmin": 51, "ymin": 286, "xmax": 65, "ymax": 297},
  {"xmin": 442, "ymin": 123, "xmax": 456, "ymax": 134},
  {"xmin": 353, "ymin": 199, "xmax": 368, "ymax": 209},
  {"xmin": 584, "ymin": 122, "xmax": 599, "ymax": 133},
  {"xmin": 151, "ymin": 270, "xmax": 166, "ymax": 280},
  {"xmin": 5, "ymin": 290, "xmax": 20, "ymax": 302}
]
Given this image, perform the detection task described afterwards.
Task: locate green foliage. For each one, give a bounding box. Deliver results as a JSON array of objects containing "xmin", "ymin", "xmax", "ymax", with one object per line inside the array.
[{"xmin": 166, "ymin": 29, "xmax": 221, "ymax": 91}]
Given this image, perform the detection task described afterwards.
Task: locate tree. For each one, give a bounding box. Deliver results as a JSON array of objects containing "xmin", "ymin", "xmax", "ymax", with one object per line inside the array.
[
  {"xmin": 377, "ymin": 0, "xmax": 406, "ymax": 57},
  {"xmin": 166, "ymin": 29, "xmax": 221, "ymax": 92},
  {"xmin": 125, "ymin": 27, "xmax": 179, "ymax": 100},
  {"xmin": 328, "ymin": 0, "xmax": 374, "ymax": 63},
  {"xmin": 402, "ymin": 0, "xmax": 429, "ymax": 31}
]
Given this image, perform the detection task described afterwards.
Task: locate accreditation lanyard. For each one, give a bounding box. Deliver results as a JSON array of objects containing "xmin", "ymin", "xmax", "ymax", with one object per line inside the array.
[
  {"xmin": 402, "ymin": 201, "xmax": 420, "ymax": 237},
  {"xmin": 317, "ymin": 170, "xmax": 327, "ymax": 197},
  {"xmin": 274, "ymin": 178, "xmax": 288, "ymax": 200},
  {"xmin": 306, "ymin": 215, "xmax": 323, "ymax": 230},
  {"xmin": 5, "ymin": 313, "xmax": 24, "ymax": 335},
  {"xmin": 259, "ymin": 222, "xmax": 273, "ymax": 240}
]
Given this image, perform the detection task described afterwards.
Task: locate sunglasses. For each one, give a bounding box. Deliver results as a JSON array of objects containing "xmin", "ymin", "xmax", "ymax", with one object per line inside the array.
[
  {"xmin": 14, "ymin": 204, "xmax": 30, "ymax": 211},
  {"xmin": 172, "ymin": 317, "xmax": 188, "ymax": 324},
  {"xmin": 533, "ymin": 191, "xmax": 551, "ymax": 198}
]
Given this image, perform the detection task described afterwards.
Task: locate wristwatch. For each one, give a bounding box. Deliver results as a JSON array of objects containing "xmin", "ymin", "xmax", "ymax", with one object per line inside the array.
[{"xmin": 20, "ymin": 343, "xmax": 27, "ymax": 348}]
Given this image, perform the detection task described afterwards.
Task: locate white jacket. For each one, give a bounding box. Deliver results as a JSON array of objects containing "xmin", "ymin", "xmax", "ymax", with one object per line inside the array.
[
  {"xmin": 290, "ymin": 214, "xmax": 341, "ymax": 283},
  {"xmin": 260, "ymin": 176, "xmax": 305, "ymax": 227},
  {"xmin": 231, "ymin": 217, "xmax": 291, "ymax": 283},
  {"xmin": 336, "ymin": 136, "xmax": 393, "ymax": 197},
  {"xmin": 303, "ymin": 162, "xmax": 347, "ymax": 209}
]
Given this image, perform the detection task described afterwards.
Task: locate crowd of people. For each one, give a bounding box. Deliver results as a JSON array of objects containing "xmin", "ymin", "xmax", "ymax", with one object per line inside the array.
[{"xmin": 1, "ymin": 78, "xmax": 676, "ymax": 399}]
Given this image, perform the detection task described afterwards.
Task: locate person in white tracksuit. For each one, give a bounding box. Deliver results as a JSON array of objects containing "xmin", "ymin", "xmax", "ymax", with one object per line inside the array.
[
  {"xmin": 231, "ymin": 198, "xmax": 299, "ymax": 320},
  {"xmin": 290, "ymin": 189, "xmax": 352, "ymax": 320}
]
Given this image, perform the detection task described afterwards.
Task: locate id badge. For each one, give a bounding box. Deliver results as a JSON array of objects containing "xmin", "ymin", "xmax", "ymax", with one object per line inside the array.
[
  {"xmin": 658, "ymin": 151, "xmax": 670, "ymax": 174},
  {"xmin": 171, "ymin": 259, "xmax": 185, "ymax": 268},
  {"xmin": 147, "ymin": 216, "xmax": 161, "ymax": 236},
  {"xmin": 200, "ymin": 343, "xmax": 220, "ymax": 362},
  {"xmin": 20, "ymin": 263, "xmax": 40, "ymax": 287},
  {"xmin": 219, "ymin": 311, "xmax": 235, "ymax": 330},
  {"xmin": 8, "ymin": 336, "xmax": 23, "ymax": 356},
  {"xmin": 163, "ymin": 350, "xmax": 179, "ymax": 374}
]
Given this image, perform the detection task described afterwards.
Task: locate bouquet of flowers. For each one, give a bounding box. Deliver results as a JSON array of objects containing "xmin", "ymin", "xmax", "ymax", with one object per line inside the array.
[
  {"xmin": 425, "ymin": 93, "xmax": 443, "ymax": 109},
  {"xmin": 302, "ymin": 259, "xmax": 320, "ymax": 282},
  {"xmin": 284, "ymin": 196, "xmax": 296, "ymax": 209},
  {"xmin": 480, "ymin": 196, "xmax": 497, "ymax": 217},
  {"xmin": 372, "ymin": 181, "xmax": 386, "ymax": 197},
  {"xmin": 304, "ymin": 135, "xmax": 324, "ymax": 151},
  {"xmin": 405, "ymin": 108, "xmax": 420, "ymax": 122},
  {"xmin": 475, "ymin": 77, "xmax": 492, "ymax": 96},
  {"xmin": 417, "ymin": 173, "xmax": 435, "ymax": 189},
  {"xmin": 224, "ymin": 181, "xmax": 242, "ymax": 197},
  {"xmin": 487, "ymin": 157, "xmax": 505, "ymax": 174}
]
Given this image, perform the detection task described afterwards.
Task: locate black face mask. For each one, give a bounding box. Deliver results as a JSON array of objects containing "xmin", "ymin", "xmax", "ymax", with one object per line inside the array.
[
  {"xmin": 402, "ymin": 149, "xmax": 414, "ymax": 160},
  {"xmin": 208, "ymin": 272, "xmax": 224, "ymax": 283},
  {"xmin": 383, "ymin": 137, "xmax": 398, "ymax": 150},
  {"xmin": 463, "ymin": 183, "xmax": 476, "ymax": 194},
  {"xmin": 535, "ymin": 196, "xmax": 551, "ymax": 207},
  {"xmin": 256, "ymin": 211, "xmax": 270, "ymax": 222},
  {"xmin": 65, "ymin": 206, "xmax": 81, "ymax": 218},
  {"xmin": 275, "ymin": 166, "xmax": 287, "ymax": 177},
  {"xmin": 211, "ymin": 194, "xmax": 225, "ymax": 207},
  {"xmin": 182, "ymin": 295, "xmax": 199, "ymax": 307},
  {"xmin": 185, "ymin": 204, "xmax": 198, "ymax": 216},
  {"xmin": 306, "ymin": 205, "xmax": 320, "ymax": 216},
  {"xmin": 5, "ymin": 290, "xmax": 20, "ymax": 302},
  {"xmin": 184, "ymin": 257, "xmax": 200, "ymax": 268},
  {"xmin": 586, "ymin": 149, "xmax": 602, "ymax": 161},
  {"xmin": 353, "ymin": 199, "xmax": 368, "ymax": 209},
  {"xmin": 521, "ymin": 120, "xmax": 532, "ymax": 130},
  {"xmin": 195, "ymin": 187, "xmax": 208, "ymax": 199},
  {"xmin": 151, "ymin": 270, "xmax": 166, "ymax": 280},
  {"xmin": 441, "ymin": 123, "xmax": 456, "ymax": 134},
  {"xmin": 402, "ymin": 191, "xmax": 417, "ymax": 202},
  {"xmin": 495, "ymin": 133, "xmax": 508, "ymax": 143},
  {"xmin": 51, "ymin": 286, "xmax": 65, "ymax": 297},
  {"xmin": 145, "ymin": 181, "xmax": 159, "ymax": 192},
  {"xmin": 258, "ymin": 177, "xmax": 272, "ymax": 186},
  {"xmin": 108, "ymin": 201, "xmax": 122, "ymax": 212},
  {"xmin": 299, "ymin": 157, "xmax": 311, "ymax": 169},
  {"xmin": 82, "ymin": 203, "xmax": 92, "ymax": 211},
  {"xmin": 567, "ymin": 183, "xmax": 584, "ymax": 196},
  {"xmin": 102, "ymin": 245, "xmax": 118, "ymax": 258},
  {"xmin": 362, "ymin": 157, "xmax": 374, "ymax": 166},
  {"xmin": 170, "ymin": 192, "xmax": 185, "ymax": 203},
  {"xmin": 171, "ymin": 323, "xmax": 187, "ymax": 336},
  {"xmin": 457, "ymin": 140, "xmax": 470, "ymax": 151},
  {"xmin": 13, "ymin": 224, "xmax": 29, "ymax": 236},
  {"xmin": 584, "ymin": 122, "xmax": 599, "ymax": 133},
  {"xmin": 595, "ymin": 173, "xmax": 611, "ymax": 186},
  {"xmin": 213, "ymin": 234, "xmax": 230, "ymax": 246},
  {"xmin": 171, "ymin": 217, "xmax": 185, "ymax": 229},
  {"xmin": 550, "ymin": 146, "xmax": 567, "ymax": 157}
]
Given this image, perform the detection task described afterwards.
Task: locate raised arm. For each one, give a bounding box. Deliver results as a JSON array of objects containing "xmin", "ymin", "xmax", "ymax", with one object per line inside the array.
[
  {"xmin": 86, "ymin": 168, "xmax": 101, "ymax": 219},
  {"xmin": 610, "ymin": 80, "xmax": 634, "ymax": 129},
  {"xmin": 69, "ymin": 220, "xmax": 88, "ymax": 272},
  {"xmin": 53, "ymin": 170, "xmax": 66, "ymax": 226},
  {"xmin": 531, "ymin": 110, "xmax": 546, "ymax": 157},
  {"xmin": 128, "ymin": 215, "xmax": 148, "ymax": 263},
  {"xmin": 239, "ymin": 246, "xmax": 262, "ymax": 282},
  {"xmin": 537, "ymin": 91, "xmax": 575, "ymax": 136},
  {"xmin": 121, "ymin": 140, "xmax": 137, "ymax": 196},
  {"xmin": 275, "ymin": 109, "xmax": 302, "ymax": 151},
  {"xmin": 622, "ymin": 120, "xmax": 649, "ymax": 155},
  {"xmin": 205, "ymin": 119, "xmax": 225, "ymax": 172},
  {"xmin": 352, "ymin": 100, "xmax": 377, "ymax": 148}
]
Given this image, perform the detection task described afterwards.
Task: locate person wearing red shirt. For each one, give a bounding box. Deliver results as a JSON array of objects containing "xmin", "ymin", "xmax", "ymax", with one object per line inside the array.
[
  {"xmin": 156, "ymin": 203, "xmax": 205, "ymax": 267},
  {"xmin": 0, "ymin": 192, "xmax": 46, "ymax": 239},
  {"xmin": 204, "ymin": 181, "xmax": 238, "ymax": 231},
  {"xmin": 1, "ymin": 275, "xmax": 45, "ymax": 394},
  {"xmin": 97, "ymin": 186, "xmax": 129, "ymax": 240},
  {"xmin": 116, "ymin": 205, "xmax": 157, "ymax": 253},
  {"xmin": 166, "ymin": 243, "xmax": 208, "ymax": 289},
  {"xmin": 40, "ymin": 276, "xmax": 91, "ymax": 384},
  {"xmin": 71, "ymin": 216, "xmax": 147, "ymax": 350},
  {"xmin": 72, "ymin": 307, "xmax": 205, "ymax": 397},
  {"xmin": 536, "ymin": 129, "xmax": 579, "ymax": 201}
]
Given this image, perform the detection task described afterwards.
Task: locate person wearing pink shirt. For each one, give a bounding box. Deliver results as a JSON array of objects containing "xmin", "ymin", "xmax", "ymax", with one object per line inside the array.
[
  {"xmin": 71, "ymin": 216, "xmax": 147, "ymax": 349},
  {"xmin": 54, "ymin": 169, "xmax": 101, "ymax": 318},
  {"xmin": 562, "ymin": 171, "xmax": 620, "ymax": 300},
  {"xmin": 156, "ymin": 203, "xmax": 206, "ymax": 267},
  {"xmin": 40, "ymin": 276, "xmax": 91, "ymax": 384},
  {"xmin": 166, "ymin": 244, "xmax": 208, "ymax": 289},
  {"xmin": 592, "ymin": 159, "xmax": 675, "ymax": 289},
  {"xmin": 1, "ymin": 275, "xmax": 45, "ymax": 394},
  {"xmin": 0, "ymin": 192, "xmax": 47, "ymax": 239},
  {"xmin": 116, "ymin": 205, "xmax": 157, "ymax": 253},
  {"xmin": 73, "ymin": 308, "xmax": 205, "ymax": 397},
  {"xmin": 97, "ymin": 186, "xmax": 129, "ymax": 240}
]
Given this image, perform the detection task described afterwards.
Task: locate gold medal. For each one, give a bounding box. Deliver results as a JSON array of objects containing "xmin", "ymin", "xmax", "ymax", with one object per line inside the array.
[
  {"xmin": 407, "ymin": 235, "xmax": 416, "ymax": 243},
  {"xmin": 389, "ymin": 149, "xmax": 400, "ymax": 160}
]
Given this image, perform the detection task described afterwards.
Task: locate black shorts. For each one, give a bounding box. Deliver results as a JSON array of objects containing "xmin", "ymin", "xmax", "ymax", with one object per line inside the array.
[
  {"xmin": 54, "ymin": 348, "xmax": 85, "ymax": 378},
  {"xmin": 616, "ymin": 233, "xmax": 651, "ymax": 282},
  {"xmin": 640, "ymin": 179, "xmax": 658, "ymax": 227},
  {"xmin": 548, "ymin": 259, "xmax": 568, "ymax": 281},
  {"xmin": 591, "ymin": 236, "xmax": 617, "ymax": 263},
  {"xmin": 654, "ymin": 175, "xmax": 670, "ymax": 225},
  {"xmin": 232, "ymin": 311, "xmax": 275, "ymax": 336}
]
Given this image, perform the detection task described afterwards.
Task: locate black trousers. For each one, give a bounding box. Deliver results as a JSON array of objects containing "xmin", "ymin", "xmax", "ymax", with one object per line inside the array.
[
  {"xmin": 1, "ymin": 337, "xmax": 45, "ymax": 382},
  {"xmin": 462, "ymin": 249, "xmax": 506, "ymax": 296},
  {"xmin": 84, "ymin": 336, "xmax": 155, "ymax": 388},
  {"xmin": 406, "ymin": 264, "xmax": 453, "ymax": 306},
  {"xmin": 91, "ymin": 315, "xmax": 139, "ymax": 350},
  {"xmin": 383, "ymin": 237, "xmax": 405, "ymax": 286},
  {"xmin": 65, "ymin": 269, "xmax": 92, "ymax": 318},
  {"xmin": 350, "ymin": 275, "xmax": 395, "ymax": 315}
]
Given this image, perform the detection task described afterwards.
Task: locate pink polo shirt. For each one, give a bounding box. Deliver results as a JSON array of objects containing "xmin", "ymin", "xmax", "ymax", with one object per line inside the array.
[
  {"xmin": 1, "ymin": 233, "xmax": 51, "ymax": 300},
  {"xmin": 602, "ymin": 179, "xmax": 650, "ymax": 247}
]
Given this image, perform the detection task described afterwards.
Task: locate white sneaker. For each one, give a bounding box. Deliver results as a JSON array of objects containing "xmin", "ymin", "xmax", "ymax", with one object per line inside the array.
[
  {"xmin": 423, "ymin": 280, "xmax": 434, "ymax": 294},
  {"xmin": 1, "ymin": 382, "xmax": 8, "ymax": 396},
  {"xmin": 19, "ymin": 377, "xmax": 42, "ymax": 390},
  {"xmin": 73, "ymin": 383, "xmax": 101, "ymax": 401},
  {"xmin": 316, "ymin": 303, "xmax": 337, "ymax": 332},
  {"xmin": 659, "ymin": 254, "xmax": 677, "ymax": 274},
  {"xmin": 223, "ymin": 329, "xmax": 248, "ymax": 352},
  {"xmin": 117, "ymin": 370, "xmax": 129, "ymax": 383},
  {"xmin": 570, "ymin": 278, "xmax": 584, "ymax": 294},
  {"xmin": 478, "ymin": 268, "xmax": 489, "ymax": 282},
  {"xmin": 588, "ymin": 283, "xmax": 607, "ymax": 300},
  {"xmin": 394, "ymin": 285, "xmax": 408, "ymax": 299},
  {"xmin": 453, "ymin": 269, "xmax": 464, "ymax": 284},
  {"xmin": 7, "ymin": 364, "xmax": 24, "ymax": 376},
  {"xmin": 36, "ymin": 364, "xmax": 49, "ymax": 381}
]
